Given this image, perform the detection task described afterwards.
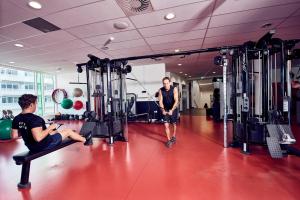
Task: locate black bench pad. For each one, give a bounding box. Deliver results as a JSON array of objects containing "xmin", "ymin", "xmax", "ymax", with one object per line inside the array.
[{"xmin": 13, "ymin": 139, "xmax": 77, "ymax": 165}]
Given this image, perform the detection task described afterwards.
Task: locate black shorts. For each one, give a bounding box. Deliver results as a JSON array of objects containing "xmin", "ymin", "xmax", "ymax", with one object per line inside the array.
[
  {"xmin": 163, "ymin": 109, "xmax": 178, "ymax": 124},
  {"xmin": 42, "ymin": 133, "xmax": 63, "ymax": 151}
]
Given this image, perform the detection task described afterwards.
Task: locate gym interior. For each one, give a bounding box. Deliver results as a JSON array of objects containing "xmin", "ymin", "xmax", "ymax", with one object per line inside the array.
[{"xmin": 1, "ymin": 0, "xmax": 300, "ymax": 199}]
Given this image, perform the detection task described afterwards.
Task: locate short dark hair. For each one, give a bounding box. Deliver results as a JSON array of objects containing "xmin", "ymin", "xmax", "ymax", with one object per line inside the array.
[
  {"xmin": 162, "ymin": 77, "xmax": 170, "ymax": 82},
  {"xmin": 18, "ymin": 94, "xmax": 37, "ymax": 110}
]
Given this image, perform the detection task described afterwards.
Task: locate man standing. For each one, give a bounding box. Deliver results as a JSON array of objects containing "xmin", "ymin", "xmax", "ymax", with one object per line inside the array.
[{"xmin": 158, "ymin": 77, "xmax": 179, "ymax": 148}]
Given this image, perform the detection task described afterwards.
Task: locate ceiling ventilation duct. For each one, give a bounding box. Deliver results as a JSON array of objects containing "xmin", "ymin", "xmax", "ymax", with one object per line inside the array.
[{"xmin": 116, "ymin": 0, "xmax": 153, "ymax": 16}]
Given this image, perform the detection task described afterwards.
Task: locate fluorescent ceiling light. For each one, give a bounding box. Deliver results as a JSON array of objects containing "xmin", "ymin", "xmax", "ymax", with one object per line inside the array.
[
  {"xmin": 165, "ymin": 13, "xmax": 176, "ymax": 20},
  {"xmin": 28, "ymin": 1, "xmax": 42, "ymax": 9},
  {"xmin": 14, "ymin": 43, "xmax": 24, "ymax": 47}
]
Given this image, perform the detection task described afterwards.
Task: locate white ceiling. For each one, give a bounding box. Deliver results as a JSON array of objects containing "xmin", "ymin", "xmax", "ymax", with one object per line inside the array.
[{"xmin": 0, "ymin": 0, "xmax": 300, "ymax": 78}]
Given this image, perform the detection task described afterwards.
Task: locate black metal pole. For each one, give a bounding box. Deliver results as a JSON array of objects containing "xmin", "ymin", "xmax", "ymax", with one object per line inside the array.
[
  {"xmin": 86, "ymin": 65, "xmax": 91, "ymax": 112},
  {"xmin": 241, "ymin": 48, "xmax": 250, "ymax": 154},
  {"xmin": 232, "ymin": 53, "xmax": 238, "ymax": 145},
  {"xmin": 106, "ymin": 61, "xmax": 114, "ymax": 144},
  {"xmin": 111, "ymin": 45, "xmax": 241, "ymax": 62},
  {"xmin": 262, "ymin": 52, "xmax": 268, "ymax": 121}
]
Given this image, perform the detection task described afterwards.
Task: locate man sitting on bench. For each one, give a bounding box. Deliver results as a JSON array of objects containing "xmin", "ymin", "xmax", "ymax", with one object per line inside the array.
[{"xmin": 11, "ymin": 94, "xmax": 91, "ymax": 152}]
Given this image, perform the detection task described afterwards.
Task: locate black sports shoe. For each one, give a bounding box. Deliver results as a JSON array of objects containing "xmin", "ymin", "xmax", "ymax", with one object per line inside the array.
[
  {"xmin": 84, "ymin": 133, "xmax": 93, "ymax": 146},
  {"xmin": 171, "ymin": 136, "xmax": 176, "ymax": 143},
  {"xmin": 165, "ymin": 140, "xmax": 173, "ymax": 148}
]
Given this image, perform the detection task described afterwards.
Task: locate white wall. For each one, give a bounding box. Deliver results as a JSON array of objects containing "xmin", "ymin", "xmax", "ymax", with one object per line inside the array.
[
  {"xmin": 199, "ymin": 85, "xmax": 213, "ymax": 108},
  {"xmin": 56, "ymin": 71, "xmax": 87, "ymax": 115},
  {"xmin": 191, "ymin": 80, "xmax": 214, "ymax": 109},
  {"xmin": 126, "ymin": 63, "xmax": 165, "ymax": 101}
]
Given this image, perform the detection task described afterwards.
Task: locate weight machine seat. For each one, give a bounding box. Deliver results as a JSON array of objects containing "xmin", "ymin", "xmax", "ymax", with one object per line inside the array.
[{"xmin": 13, "ymin": 139, "xmax": 77, "ymax": 165}]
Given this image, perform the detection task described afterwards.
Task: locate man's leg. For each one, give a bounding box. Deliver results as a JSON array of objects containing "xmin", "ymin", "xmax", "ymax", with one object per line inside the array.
[
  {"xmin": 59, "ymin": 128, "xmax": 86, "ymax": 142},
  {"xmin": 164, "ymin": 123, "xmax": 171, "ymax": 141}
]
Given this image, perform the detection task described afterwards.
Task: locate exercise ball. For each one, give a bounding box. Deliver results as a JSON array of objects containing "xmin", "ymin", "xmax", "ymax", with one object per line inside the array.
[
  {"xmin": 73, "ymin": 100, "xmax": 83, "ymax": 110},
  {"xmin": 61, "ymin": 98, "xmax": 73, "ymax": 109},
  {"xmin": 73, "ymin": 88, "xmax": 83, "ymax": 97},
  {"xmin": 0, "ymin": 119, "xmax": 12, "ymax": 140}
]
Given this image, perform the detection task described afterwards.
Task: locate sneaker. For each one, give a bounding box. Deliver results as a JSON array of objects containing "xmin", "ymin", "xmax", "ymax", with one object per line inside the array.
[
  {"xmin": 171, "ymin": 136, "xmax": 176, "ymax": 143},
  {"xmin": 165, "ymin": 140, "xmax": 173, "ymax": 148},
  {"xmin": 84, "ymin": 133, "xmax": 93, "ymax": 146}
]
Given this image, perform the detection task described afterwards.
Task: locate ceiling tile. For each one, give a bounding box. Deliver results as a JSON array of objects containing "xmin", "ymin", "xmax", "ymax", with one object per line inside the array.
[
  {"xmin": 278, "ymin": 16, "xmax": 300, "ymax": 28},
  {"xmin": 0, "ymin": 0, "xmax": 35, "ymax": 28},
  {"xmin": 293, "ymin": 8, "xmax": 300, "ymax": 16},
  {"xmin": 44, "ymin": 1, "xmax": 126, "ymax": 29},
  {"xmin": 106, "ymin": 46, "xmax": 152, "ymax": 57},
  {"xmin": 0, "ymin": 34, "xmax": 11, "ymax": 44},
  {"xmin": 40, "ymin": 39, "xmax": 90, "ymax": 52},
  {"xmin": 0, "ymin": 22, "xmax": 43, "ymax": 40},
  {"xmin": 276, "ymin": 32, "xmax": 300, "ymax": 40},
  {"xmin": 96, "ymin": 39, "xmax": 147, "ymax": 51},
  {"xmin": 0, "ymin": 47, "xmax": 49, "ymax": 62},
  {"xmin": 9, "ymin": 0, "xmax": 101, "ymax": 17},
  {"xmin": 66, "ymin": 17, "xmax": 135, "ymax": 39},
  {"xmin": 139, "ymin": 18, "xmax": 209, "ymax": 38},
  {"xmin": 145, "ymin": 29, "xmax": 206, "ymax": 45},
  {"xmin": 203, "ymin": 31, "xmax": 265, "ymax": 47},
  {"xmin": 130, "ymin": 1, "xmax": 214, "ymax": 28},
  {"xmin": 150, "ymin": 39, "xmax": 203, "ymax": 51},
  {"xmin": 210, "ymin": 4, "xmax": 300, "ymax": 28},
  {"xmin": 207, "ymin": 19, "xmax": 283, "ymax": 37},
  {"xmin": 0, "ymin": 41, "xmax": 33, "ymax": 54},
  {"xmin": 213, "ymin": 0, "xmax": 300, "ymax": 15},
  {"xmin": 19, "ymin": 30, "xmax": 76, "ymax": 47},
  {"xmin": 83, "ymin": 30, "xmax": 142, "ymax": 46},
  {"xmin": 151, "ymin": 0, "xmax": 211, "ymax": 10},
  {"xmin": 275, "ymin": 26, "xmax": 300, "ymax": 36}
]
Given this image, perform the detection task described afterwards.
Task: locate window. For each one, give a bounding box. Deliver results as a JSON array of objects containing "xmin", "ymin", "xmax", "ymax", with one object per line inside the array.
[
  {"xmin": 7, "ymin": 97, "xmax": 13, "ymax": 103},
  {"xmin": 6, "ymin": 83, "xmax": 12, "ymax": 89},
  {"xmin": 0, "ymin": 66, "xmax": 56, "ymax": 115}
]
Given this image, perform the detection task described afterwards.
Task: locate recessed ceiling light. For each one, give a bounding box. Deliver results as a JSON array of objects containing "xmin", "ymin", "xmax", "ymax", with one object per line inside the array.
[
  {"xmin": 178, "ymin": 63, "xmax": 182, "ymax": 66},
  {"xmin": 179, "ymin": 71, "xmax": 183, "ymax": 74},
  {"xmin": 113, "ymin": 22, "xmax": 129, "ymax": 30},
  {"xmin": 189, "ymin": 76, "xmax": 192, "ymax": 78},
  {"xmin": 9, "ymin": 61, "xmax": 15, "ymax": 64},
  {"xmin": 213, "ymin": 71, "xmax": 216, "ymax": 74},
  {"xmin": 184, "ymin": 74, "xmax": 188, "ymax": 76},
  {"xmin": 14, "ymin": 43, "xmax": 24, "ymax": 47},
  {"xmin": 109, "ymin": 36, "xmax": 115, "ymax": 41},
  {"xmin": 28, "ymin": 1, "xmax": 42, "ymax": 9},
  {"xmin": 175, "ymin": 49, "xmax": 180, "ymax": 53},
  {"xmin": 261, "ymin": 23, "xmax": 272, "ymax": 29},
  {"xmin": 164, "ymin": 12, "xmax": 176, "ymax": 20}
]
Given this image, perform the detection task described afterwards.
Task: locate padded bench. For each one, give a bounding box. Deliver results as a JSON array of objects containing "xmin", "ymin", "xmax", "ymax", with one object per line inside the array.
[{"xmin": 13, "ymin": 139, "xmax": 77, "ymax": 189}]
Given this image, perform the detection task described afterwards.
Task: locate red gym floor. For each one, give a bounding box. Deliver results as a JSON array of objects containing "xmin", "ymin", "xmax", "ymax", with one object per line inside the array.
[{"xmin": 1, "ymin": 114, "xmax": 300, "ymax": 200}]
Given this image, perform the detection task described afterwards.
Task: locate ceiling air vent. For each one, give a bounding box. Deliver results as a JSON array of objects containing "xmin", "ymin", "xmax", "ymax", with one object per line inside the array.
[
  {"xmin": 116, "ymin": 0, "xmax": 153, "ymax": 16},
  {"xmin": 23, "ymin": 17, "xmax": 61, "ymax": 33}
]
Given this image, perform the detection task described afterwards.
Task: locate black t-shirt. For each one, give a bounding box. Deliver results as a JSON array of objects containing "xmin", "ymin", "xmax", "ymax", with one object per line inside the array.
[
  {"xmin": 160, "ymin": 86, "xmax": 176, "ymax": 110},
  {"xmin": 12, "ymin": 113, "xmax": 52, "ymax": 151}
]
